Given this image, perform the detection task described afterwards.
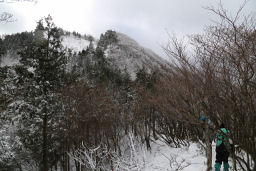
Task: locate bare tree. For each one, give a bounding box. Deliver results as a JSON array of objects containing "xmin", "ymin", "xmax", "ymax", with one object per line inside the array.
[
  {"xmin": 0, "ymin": 0, "xmax": 37, "ymax": 22},
  {"xmin": 60, "ymin": 79, "xmax": 135, "ymax": 171},
  {"xmin": 154, "ymin": 1, "xmax": 255, "ymax": 170}
]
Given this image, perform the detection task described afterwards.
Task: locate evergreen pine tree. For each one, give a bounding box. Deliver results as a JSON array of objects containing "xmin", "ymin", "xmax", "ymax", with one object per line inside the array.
[{"xmin": 15, "ymin": 15, "xmax": 67, "ymax": 170}]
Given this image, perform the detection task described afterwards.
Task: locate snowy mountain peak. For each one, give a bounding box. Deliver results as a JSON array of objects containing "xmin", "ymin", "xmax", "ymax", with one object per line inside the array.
[{"xmin": 103, "ymin": 31, "xmax": 169, "ymax": 79}]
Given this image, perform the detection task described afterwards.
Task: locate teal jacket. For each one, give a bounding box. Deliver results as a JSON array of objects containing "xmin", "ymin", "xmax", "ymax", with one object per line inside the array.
[{"xmin": 216, "ymin": 128, "xmax": 230, "ymax": 147}]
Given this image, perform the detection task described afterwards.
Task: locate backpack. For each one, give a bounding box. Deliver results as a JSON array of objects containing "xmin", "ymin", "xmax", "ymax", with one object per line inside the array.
[{"xmin": 216, "ymin": 128, "xmax": 230, "ymax": 149}]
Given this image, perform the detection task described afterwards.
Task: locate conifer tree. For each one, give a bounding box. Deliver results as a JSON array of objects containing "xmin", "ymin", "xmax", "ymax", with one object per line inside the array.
[{"xmin": 16, "ymin": 15, "xmax": 67, "ymax": 170}]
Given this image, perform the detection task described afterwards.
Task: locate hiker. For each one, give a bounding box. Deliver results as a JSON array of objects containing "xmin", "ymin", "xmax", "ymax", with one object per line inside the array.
[{"xmin": 214, "ymin": 123, "xmax": 231, "ymax": 171}]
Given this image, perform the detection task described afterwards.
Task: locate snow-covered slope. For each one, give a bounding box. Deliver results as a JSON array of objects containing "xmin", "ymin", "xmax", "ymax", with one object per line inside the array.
[
  {"xmin": 61, "ymin": 34, "xmax": 91, "ymax": 53},
  {"xmin": 105, "ymin": 32, "xmax": 169, "ymax": 79},
  {"xmin": 0, "ymin": 33, "xmax": 92, "ymax": 67}
]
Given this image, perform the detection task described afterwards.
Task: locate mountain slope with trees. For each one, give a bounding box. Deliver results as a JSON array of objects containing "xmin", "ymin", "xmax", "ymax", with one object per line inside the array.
[{"xmin": 0, "ymin": 3, "xmax": 255, "ymax": 170}]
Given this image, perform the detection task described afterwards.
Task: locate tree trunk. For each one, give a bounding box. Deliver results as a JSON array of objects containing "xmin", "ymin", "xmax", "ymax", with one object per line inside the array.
[
  {"xmin": 43, "ymin": 114, "xmax": 48, "ymax": 171},
  {"xmin": 232, "ymin": 153, "xmax": 237, "ymax": 171},
  {"xmin": 145, "ymin": 117, "xmax": 151, "ymax": 149},
  {"xmin": 66, "ymin": 152, "xmax": 70, "ymax": 171},
  {"xmin": 205, "ymin": 117, "xmax": 212, "ymax": 171}
]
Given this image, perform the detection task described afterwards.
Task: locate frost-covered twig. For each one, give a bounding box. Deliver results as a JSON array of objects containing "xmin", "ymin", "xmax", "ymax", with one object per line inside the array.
[
  {"xmin": 68, "ymin": 142, "xmax": 110, "ymax": 171},
  {"xmin": 113, "ymin": 133, "xmax": 149, "ymax": 171},
  {"xmin": 162, "ymin": 153, "xmax": 191, "ymax": 171},
  {"xmin": 69, "ymin": 133, "xmax": 151, "ymax": 171},
  {"xmin": 0, "ymin": 12, "xmax": 13, "ymax": 23}
]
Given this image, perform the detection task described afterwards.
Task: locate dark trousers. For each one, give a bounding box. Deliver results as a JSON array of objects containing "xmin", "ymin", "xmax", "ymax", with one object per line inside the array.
[{"xmin": 216, "ymin": 143, "xmax": 229, "ymax": 164}]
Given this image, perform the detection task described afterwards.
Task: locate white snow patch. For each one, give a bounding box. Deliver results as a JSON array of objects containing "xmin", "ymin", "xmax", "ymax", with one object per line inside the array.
[
  {"xmin": 61, "ymin": 34, "xmax": 90, "ymax": 53},
  {"xmin": 27, "ymin": 67, "xmax": 35, "ymax": 73},
  {"xmin": 0, "ymin": 53, "xmax": 19, "ymax": 67}
]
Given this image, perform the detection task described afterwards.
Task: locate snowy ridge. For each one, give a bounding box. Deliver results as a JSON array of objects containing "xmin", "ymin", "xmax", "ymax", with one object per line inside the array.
[{"xmin": 0, "ymin": 31, "xmax": 170, "ymax": 80}]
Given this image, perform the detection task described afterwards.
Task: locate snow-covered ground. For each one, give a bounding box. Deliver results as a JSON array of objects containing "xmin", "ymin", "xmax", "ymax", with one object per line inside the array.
[
  {"xmin": 142, "ymin": 140, "xmax": 230, "ymax": 171},
  {"xmin": 68, "ymin": 135, "xmax": 220, "ymax": 171}
]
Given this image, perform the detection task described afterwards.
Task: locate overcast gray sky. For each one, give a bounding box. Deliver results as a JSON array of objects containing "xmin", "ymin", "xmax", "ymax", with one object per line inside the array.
[{"xmin": 0, "ymin": 0, "xmax": 255, "ymax": 58}]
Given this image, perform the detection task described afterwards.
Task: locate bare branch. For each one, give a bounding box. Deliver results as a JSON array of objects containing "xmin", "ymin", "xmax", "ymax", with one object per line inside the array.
[
  {"xmin": 0, "ymin": 12, "xmax": 14, "ymax": 23},
  {"xmin": 0, "ymin": 0, "xmax": 37, "ymax": 22}
]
